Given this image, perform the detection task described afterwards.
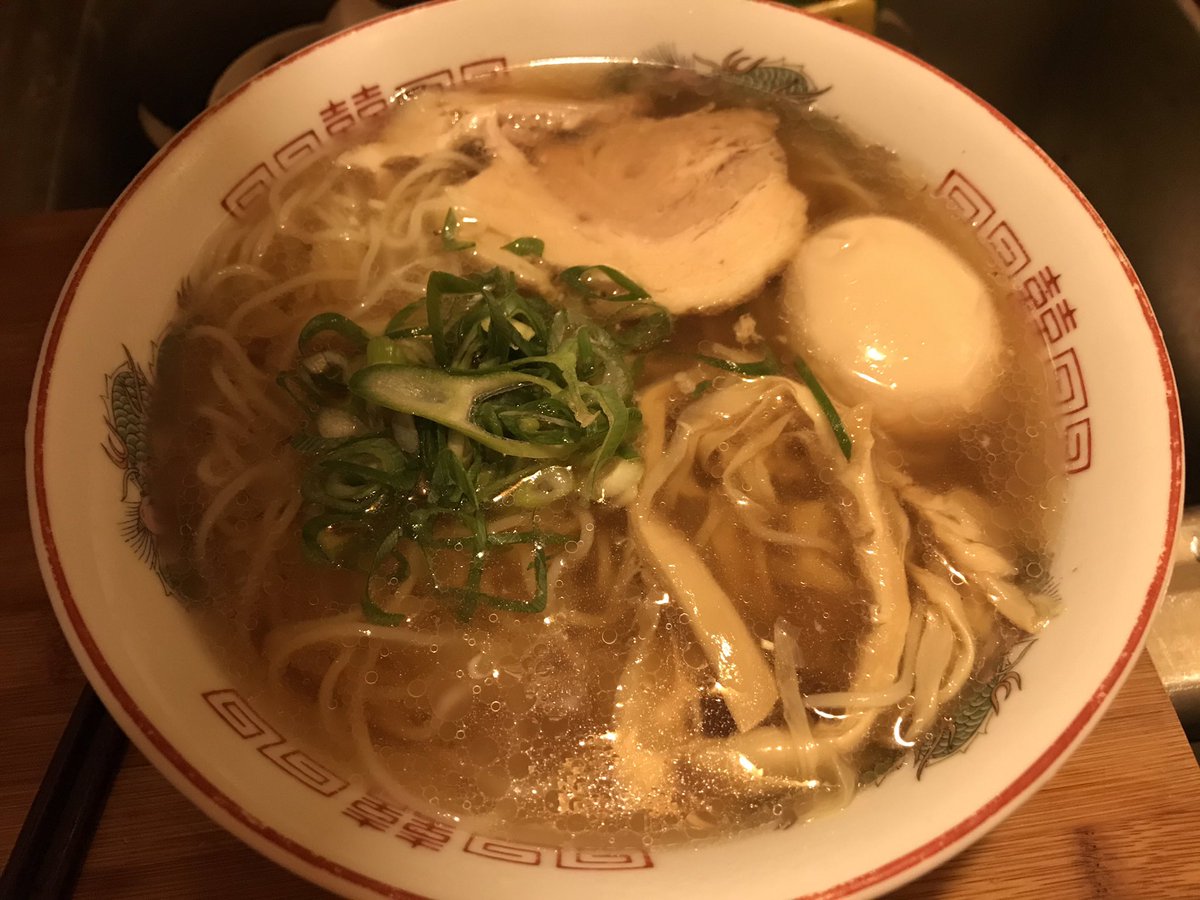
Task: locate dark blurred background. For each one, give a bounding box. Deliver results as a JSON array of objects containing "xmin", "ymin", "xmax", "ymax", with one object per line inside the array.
[{"xmin": 1, "ymin": 0, "xmax": 1198, "ymax": 501}]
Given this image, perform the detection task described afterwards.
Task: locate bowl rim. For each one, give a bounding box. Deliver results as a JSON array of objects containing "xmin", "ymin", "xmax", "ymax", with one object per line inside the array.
[{"xmin": 25, "ymin": 0, "xmax": 1185, "ymax": 897}]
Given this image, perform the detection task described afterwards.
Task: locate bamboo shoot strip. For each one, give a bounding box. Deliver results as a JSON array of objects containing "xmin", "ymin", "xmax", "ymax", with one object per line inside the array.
[{"xmin": 634, "ymin": 517, "xmax": 779, "ymax": 732}]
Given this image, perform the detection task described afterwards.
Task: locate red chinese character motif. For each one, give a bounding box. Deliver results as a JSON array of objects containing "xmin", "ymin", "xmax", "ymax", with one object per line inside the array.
[
  {"xmin": 460, "ymin": 57, "xmax": 507, "ymax": 82},
  {"xmin": 219, "ymin": 164, "xmax": 273, "ymax": 218},
  {"xmin": 320, "ymin": 99, "xmax": 356, "ymax": 136},
  {"xmin": 935, "ymin": 167, "xmax": 1091, "ymax": 477},
  {"xmin": 557, "ymin": 848, "xmax": 654, "ymax": 869},
  {"xmin": 1052, "ymin": 347, "xmax": 1089, "ymax": 416},
  {"xmin": 396, "ymin": 813, "xmax": 455, "ymax": 851},
  {"xmin": 1020, "ymin": 266, "xmax": 1078, "ymax": 346},
  {"xmin": 260, "ymin": 743, "xmax": 348, "ymax": 797},
  {"xmin": 985, "ymin": 220, "xmax": 1031, "ymax": 276},
  {"xmin": 463, "ymin": 834, "xmax": 542, "ymax": 865},
  {"xmin": 273, "ymin": 130, "xmax": 323, "ymax": 171},
  {"xmin": 203, "ymin": 689, "xmax": 273, "ymax": 739},
  {"xmin": 1038, "ymin": 297, "xmax": 1079, "ymax": 344},
  {"xmin": 1064, "ymin": 417, "xmax": 1093, "ymax": 473},
  {"xmin": 1021, "ymin": 266, "xmax": 1063, "ymax": 311},
  {"xmin": 935, "ymin": 169, "xmax": 996, "ymax": 228},
  {"xmin": 342, "ymin": 795, "xmax": 407, "ymax": 831},
  {"xmin": 352, "ymin": 83, "xmax": 388, "ymax": 119}
]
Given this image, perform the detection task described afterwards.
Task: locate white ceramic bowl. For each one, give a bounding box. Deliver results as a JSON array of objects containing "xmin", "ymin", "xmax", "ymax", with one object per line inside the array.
[{"xmin": 27, "ymin": 1, "xmax": 1184, "ymax": 897}]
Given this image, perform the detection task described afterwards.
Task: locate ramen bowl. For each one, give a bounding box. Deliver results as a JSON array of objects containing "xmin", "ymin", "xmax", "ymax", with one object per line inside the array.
[{"xmin": 26, "ymin": 0, "xmax": 1183, "ymax": 896}]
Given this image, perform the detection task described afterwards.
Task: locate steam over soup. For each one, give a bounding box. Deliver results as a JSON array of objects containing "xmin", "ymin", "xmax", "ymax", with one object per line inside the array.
[{"xmin": 148, "ymin": 64, "xmax": 1064, "ymax": 846}]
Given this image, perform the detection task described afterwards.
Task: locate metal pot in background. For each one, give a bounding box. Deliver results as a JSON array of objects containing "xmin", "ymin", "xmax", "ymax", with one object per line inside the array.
[{"xmin": 1149, "ymin": 508, "xmax": 1200, "ymax": 738}]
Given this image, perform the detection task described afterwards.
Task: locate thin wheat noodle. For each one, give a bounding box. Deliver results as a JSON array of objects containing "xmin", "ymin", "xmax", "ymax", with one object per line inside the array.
[{"xmin": 193, "ymin": 460, "xmax": 275, "ymax": 560}]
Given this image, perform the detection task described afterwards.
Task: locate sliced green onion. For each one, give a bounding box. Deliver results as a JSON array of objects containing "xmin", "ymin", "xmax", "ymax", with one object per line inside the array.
[
  {"xmin": 605, "ymin": 300, "xmax": 672, "ymax": 352},
  {"xmin": 440, "ymin": 208, "xmax": 476, "ymax": 252},
  {"xmin": 366, "ymin": 335, "xmax": 411, "ymax": 366},
  {"xmin": 299, "ymin": 313, "xmax": 368, "ymax": 354},
  {"xmin": 350, "ymin": 365, "xmax": 573, "ymax": 459},
  {"xmin": 591, "ymin": 457, "xmax": 643, "ymax": 505},
  {"xmin": 384, "ymin": 301, "xmax": 424, "ymax": 336},
  {"xmin": 301, "ymin": 467, "xmax": 382, "ymax": 513},
  {"xmin": 291, "ymin": 433, "xmax": 355, "ymax": 455},
  {"xmin": 277, "ymin": 372, "xmax": 325, "ymax": 414},
  {"xmin": 300, "ymin": 351, "xmax": 352, "ymax": 390},
  {"xmin": 794, "ymin": 357, "xmax": 852, "ymax": 461},
  {"xmin": 447, "ymin": 545, "xmax": 548, "ymax": 614},
  {"xmin": 585, "ymin": 386, "xmax": 631, "ymax": 497},
  {"xmin": 507, "ymin": 466, "xmax": 576, "ymax": 508},
  {"xmin": 431, "ymin": 447, "xmax": 479, "ymax": 511},
  {"xmin": 319, "ymin": 459, "xmax": 414, "ymax": 492},
  {"xmin": 559, "ymin": 265, "xmax": 650, "ymax": 302},
  {"xmin": 290, "ymin": 259, "xmax": 669, "ymax": 625},
  {"xmin": 363, "ymin": 529, "xmax": 410, "ymax": 626},
  {"xmin": 697, "ymin": 349, "xmax": 781, "ymax": 377},
  {"xmin": 501, "ymin": 236, "xmax": 544, "ymax": 257},
  {"xmin": 485, "ymin": 530, "xmax": 570, "ymax": 546},
  {"xmin": 314, "ymin": 407, "xmax": 362, "ymax": 440},
  {"xmin": 362, "ymin": 597, "xmax": 407, "ymax": 626},
  {"xmin": 301, "ymin": 514, "xmax": 370, "ymax": 567},
  {"xmin": 424, "ymin": 270, "xmax": 483, "ymax": 368}
]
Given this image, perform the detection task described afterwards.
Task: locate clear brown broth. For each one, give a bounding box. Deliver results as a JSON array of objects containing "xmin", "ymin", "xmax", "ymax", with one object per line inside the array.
[{"xmin": 147, "ymin": 63, "xmax": 1064, "ymax": 848}]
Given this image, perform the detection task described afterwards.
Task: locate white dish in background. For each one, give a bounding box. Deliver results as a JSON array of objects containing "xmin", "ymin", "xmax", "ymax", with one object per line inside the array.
[
  {"xmin": 209, "ymin": 24, "xmax": 327, "ymax": 106},
  {"xmin": 27, "ymin": 0, "xmax": 1183, "ymax": 897},
  {"xmin": 140, "ymin": 25, "xmax": 326, "ymax": 150}
]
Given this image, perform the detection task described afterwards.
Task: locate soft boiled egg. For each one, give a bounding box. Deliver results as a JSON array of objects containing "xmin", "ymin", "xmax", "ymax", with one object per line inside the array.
[{"xmin": 784, "ymin": 215, "xmax": 1001, "ymax": 434}]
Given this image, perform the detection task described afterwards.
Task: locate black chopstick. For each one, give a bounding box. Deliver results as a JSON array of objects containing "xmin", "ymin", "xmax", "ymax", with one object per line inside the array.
[{"xmin": 0, "ymin": 687, "xmax": 128, "ymax": 899}]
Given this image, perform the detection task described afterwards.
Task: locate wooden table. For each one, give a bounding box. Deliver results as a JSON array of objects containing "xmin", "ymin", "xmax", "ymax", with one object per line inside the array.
[{"xmin": 3, "ymin": 210, "xmax": 1200, "ymax": 898}]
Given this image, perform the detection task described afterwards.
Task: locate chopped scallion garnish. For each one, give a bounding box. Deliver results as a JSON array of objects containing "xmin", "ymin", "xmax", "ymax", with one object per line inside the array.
[
  {"xmin": 299, "ymin": 312, "xmax": 369, "ymax": 355},
  {"xmin": 440, "ymin": 208, "xmax": 476, "ymax": 252},
  {"xmin": 284, "ymin": 261, "xmax": 671, "ymax": 625},
  {"xmin": 696, "ymin": 348, "xmax": 782, "ymax": 377},
  {"xmin": 794, "ymin": 357, "xmax": 852, "ymax": 461},
  {"xmin": 697, "ymin": 350, "xmax": 850, "ymax": 460},
  {"xmin": 501, "ymin": 236, "xmax": 545, "ymax": 257},
  {"xmin": 559, "ymin": 264, "xmax": 650, "ymax": 302}
]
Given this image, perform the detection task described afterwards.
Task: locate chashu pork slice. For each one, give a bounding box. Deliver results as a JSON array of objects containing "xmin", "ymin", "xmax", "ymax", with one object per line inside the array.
[
  {"xmin": 447, "ymin": 107, "xmax": 809, "ymax": 315},
  {"xmin": 337, "ymin": 89, "xmax": 648, "ymax": 172}
]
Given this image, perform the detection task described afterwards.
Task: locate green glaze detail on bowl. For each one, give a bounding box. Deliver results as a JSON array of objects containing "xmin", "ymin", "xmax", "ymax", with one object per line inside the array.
[
  {"xmin": 102, "ymin": 346, "xmax": 173, "ymax": 593},
  {"xmin": 643, "ymin": 44, "xmax": 831, "ymax": 100}
]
